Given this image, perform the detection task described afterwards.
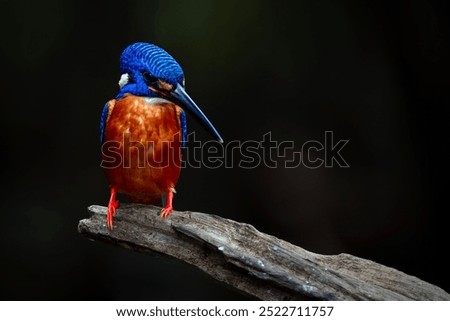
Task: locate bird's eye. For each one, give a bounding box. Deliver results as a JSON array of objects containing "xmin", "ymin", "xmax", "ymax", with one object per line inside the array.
[{"xmin": 142, "ymin": 71, "xmax": 158, "ymax": 84}]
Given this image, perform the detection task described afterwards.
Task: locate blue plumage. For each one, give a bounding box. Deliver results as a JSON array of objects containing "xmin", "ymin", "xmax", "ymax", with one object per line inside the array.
[
  {"xmin": 120, "ymin": 42, "xmax": 184, "ymax": 83},
  {"xmin": 99, "ymin": 102, "xmax": 109, "ymax": 144},
  {"xmin": 117, "ymin": 42, "xmax": 184, "ymax": 99},
  {"xmin": 180, "ymin": 109, "xmax": 187, "ymax": 148}
]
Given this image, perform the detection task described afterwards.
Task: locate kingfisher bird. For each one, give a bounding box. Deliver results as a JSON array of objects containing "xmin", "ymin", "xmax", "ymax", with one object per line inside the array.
[{"xmin": 100, "ymin": 42, "xmax": 222, "ymax": 230}]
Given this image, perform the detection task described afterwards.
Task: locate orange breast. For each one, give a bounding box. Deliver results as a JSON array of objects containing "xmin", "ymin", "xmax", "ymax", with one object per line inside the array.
[{"xmin": 102, "ymin": 95, "xmax": 182, "ymax": 204}]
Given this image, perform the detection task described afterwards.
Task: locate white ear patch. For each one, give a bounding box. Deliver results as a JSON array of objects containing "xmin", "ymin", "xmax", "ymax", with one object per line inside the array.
[{"xmin": 118, "ymin": 73, "xmax": 129, "ymax": 88}]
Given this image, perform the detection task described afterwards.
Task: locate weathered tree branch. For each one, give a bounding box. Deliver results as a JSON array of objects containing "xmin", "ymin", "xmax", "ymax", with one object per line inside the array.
[{"xmin": 78, "ymin": 204, "xmax": 449, "ymax": 300}]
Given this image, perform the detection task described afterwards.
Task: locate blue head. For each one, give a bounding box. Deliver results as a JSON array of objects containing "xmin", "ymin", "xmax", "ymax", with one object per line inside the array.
[
  {"xmin": 116, "ymin": 42, "xmax": 222, "ymax": 142},
  {"xmin": 118, "ymin": 42, "xmax": 184, "ymax": 97}
]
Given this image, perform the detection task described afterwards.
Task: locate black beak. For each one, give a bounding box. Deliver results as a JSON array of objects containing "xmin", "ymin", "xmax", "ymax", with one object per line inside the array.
[{"xmin": 169, "ymin": 83, "xmax": 223, "ymax": 143}]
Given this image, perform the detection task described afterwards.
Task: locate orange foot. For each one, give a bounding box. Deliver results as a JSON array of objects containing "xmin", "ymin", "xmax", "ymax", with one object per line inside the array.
[
  {"xmin": 160, "ymin": 190, "xmax": 174, "ymax": 218},
  {"xmin": 107, "ymin": 187, "xmax": 120, "ymax": 230}
]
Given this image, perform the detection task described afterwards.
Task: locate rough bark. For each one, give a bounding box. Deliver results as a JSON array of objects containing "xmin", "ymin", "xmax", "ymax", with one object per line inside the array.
[{"xmin": 78, "ymin": 204, "xmax": 449, "ymax": 300}]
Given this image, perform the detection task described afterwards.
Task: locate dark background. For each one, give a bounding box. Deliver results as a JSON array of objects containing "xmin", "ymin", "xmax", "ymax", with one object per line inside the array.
[{"xmin": 1, "ymin": 0, "xmax": 449, "ymax": 299}]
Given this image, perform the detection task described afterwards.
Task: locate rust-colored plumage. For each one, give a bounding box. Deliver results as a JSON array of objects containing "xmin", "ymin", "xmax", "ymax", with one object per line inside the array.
[{"xmin": 102, "ymin": 96, "xmax": 183, "ymax": 227}]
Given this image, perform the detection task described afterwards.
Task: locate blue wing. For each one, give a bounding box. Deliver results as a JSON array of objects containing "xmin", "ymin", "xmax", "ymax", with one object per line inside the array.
[
  {"xmin": 180, "ymin": 109, "xmax": 187, "ymax": 148},
  {"xmin": 99, "ymin": 102, "xmax": 109, "ymax": 145}
]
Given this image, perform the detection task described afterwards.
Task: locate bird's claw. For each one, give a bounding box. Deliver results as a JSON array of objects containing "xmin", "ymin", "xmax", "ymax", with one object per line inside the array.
[
  {"xmin": 160, "ymin": 190, "xmax": 174, "ymax": 219},
  {"xmin": 107, "ymin": 201, "xmax": 119, "ymax": 230},
  {"xmin": 160, "ymin": 205, "xmax": 173, "ymax": 218},
  {"xmin": 107, "ymin": 188, "xmax": 120, "ymax": 230}
]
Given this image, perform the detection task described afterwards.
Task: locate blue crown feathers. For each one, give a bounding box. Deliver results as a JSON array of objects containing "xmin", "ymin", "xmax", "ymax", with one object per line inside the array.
[{"xmin": 120, "ymin": 42, "xmax": 184, "ymax": 85}]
